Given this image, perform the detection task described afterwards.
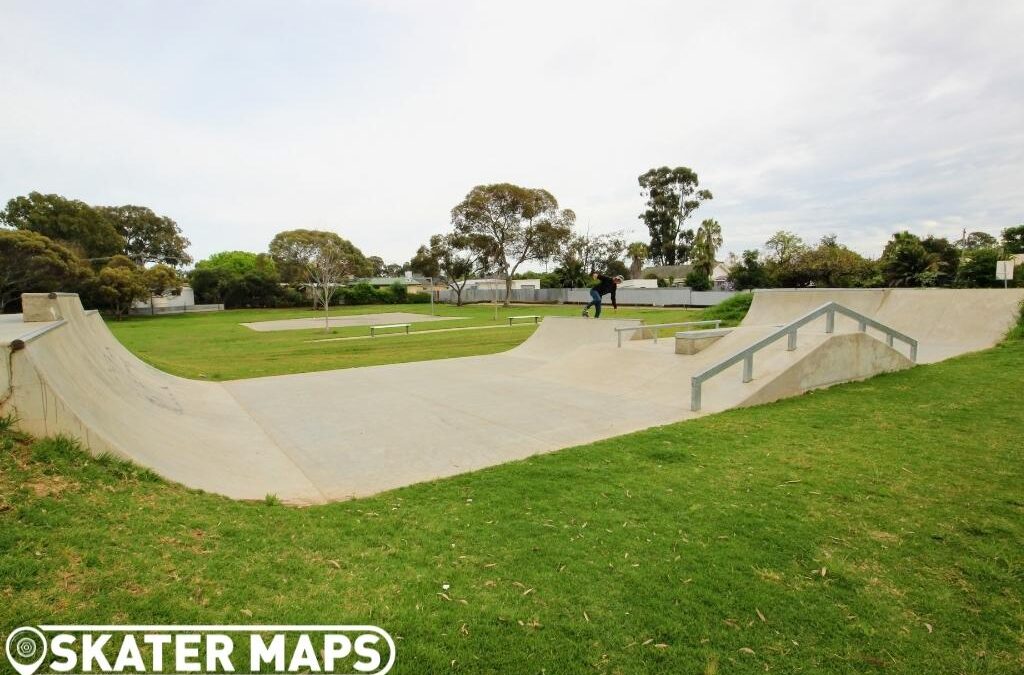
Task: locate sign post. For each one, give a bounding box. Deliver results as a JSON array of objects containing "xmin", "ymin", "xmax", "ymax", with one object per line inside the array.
[{"xmin": 995, "ymin": 260, "xmax": 1014, "ymax": 289}]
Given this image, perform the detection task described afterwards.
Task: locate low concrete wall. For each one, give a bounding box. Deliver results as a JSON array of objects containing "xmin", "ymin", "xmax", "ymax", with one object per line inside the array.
[{"xmin": 440, "ymin": 287, "xmax": 736, "ymax": 307}]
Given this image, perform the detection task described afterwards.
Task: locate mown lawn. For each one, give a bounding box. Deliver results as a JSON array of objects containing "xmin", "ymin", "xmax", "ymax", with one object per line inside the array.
[
  {"xmin": 1, "ymin": 311, "xmax": 1022, "ymax": 673},
  {"xmin": 106, "ymin": 302, "xmax": 719, "ymax": 380}
]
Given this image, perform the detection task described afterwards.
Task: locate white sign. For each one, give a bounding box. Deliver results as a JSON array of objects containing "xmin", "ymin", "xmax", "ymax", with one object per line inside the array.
[{"xmin": 995, "ymin": 260, "xmax": 1014, "ymax": 280}]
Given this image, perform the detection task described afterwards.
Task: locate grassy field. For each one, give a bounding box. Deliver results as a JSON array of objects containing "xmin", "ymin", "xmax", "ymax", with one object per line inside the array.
[
  {"xmin": 107, "ymin": 301, "xmax": 726, "ymax": 380},
  {"xmin": 2, "ymin": 305, "xmax": 1022, "ymax": 673}
]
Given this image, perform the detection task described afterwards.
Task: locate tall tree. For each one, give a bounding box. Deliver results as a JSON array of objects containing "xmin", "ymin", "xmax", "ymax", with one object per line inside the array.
[
  {"xmin": 764, "ymin": 231, "xmax": 806, "ymax": 264},
  {"xmin": 637, "ymin": 166, "xmax": 712, "ymax": 265},
  {"xmin": 411, "ymin": 233, "xmax": 480, "ymax": 306},
  {"xmin": 728, "ymin": 250, "xmax": 768, "ymax": 290},
  {"xmin": 451, "ymin": 183, "xmax": 574, "ymax": 306},
  {"xmin": 0, "ymin": 230, "xmax": 91, "ymax": 311},
  {"xmin": 920, "ymin": 236, "xmax": 960, "ymax": 287},
  {"xmin": 0, "ymin": 191, "xmax": 123, "ymax": 259},
  {"xmin": 691, "ymin": 219, "xmax": 723, "ymax": 279},
  {"xmin": 100, "ymin": 205, "xmax": 192, "ymax": 266},
  {"xmin": 367, "ymin": 256, "xmax": 386, "ymax": 277},
  {"xmin": 955, "ymin": 247, "xmax": 1003, "ymax": 288},
  {"xmin": 957, "ymin": 230, "xmax": 998, "ymax": 250},
  {"xmin": 1002, "ymin": 225, "xmax": 1024, "ymax": 254},
  {"xmin": 626, "ymin": 241, "xmax": 649, "ymax": 279},
  {"xmin": 801, "ymin": 235, "xmax": 877, "ymax": 288},
  {"xmin": 269, "ymin": 229, "xmax": 371, "ymax": 282},
  {"xmin": 557, "ymin": 231, "xmax": 626, "ymax": 275}
]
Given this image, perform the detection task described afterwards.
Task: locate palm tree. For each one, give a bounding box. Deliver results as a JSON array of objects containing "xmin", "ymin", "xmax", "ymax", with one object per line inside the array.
[
  {"xmin": 627, "ymin": 242, "xmax": 649, "ymax": 279},
  {"xmin": 692, "ymin": 219, "xmax": 723, "ymax": 278}
]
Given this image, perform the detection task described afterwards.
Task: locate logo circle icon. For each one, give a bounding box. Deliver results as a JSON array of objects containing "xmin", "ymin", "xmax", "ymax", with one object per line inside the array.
[{"xmin": 5, "ymin": 627, "xmax": 47, "ymax": 675}]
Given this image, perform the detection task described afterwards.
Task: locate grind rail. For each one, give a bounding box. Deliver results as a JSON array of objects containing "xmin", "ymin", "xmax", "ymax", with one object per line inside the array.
[{"xmin": 689, "ymin": 302, "xmax": 917, "ymax": 411}]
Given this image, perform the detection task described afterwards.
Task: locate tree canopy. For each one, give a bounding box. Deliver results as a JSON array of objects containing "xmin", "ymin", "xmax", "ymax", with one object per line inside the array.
[
  {"xmin": 881, "ymin": 232, "xmax": 939, "ymax": 287},
  {"xmin": 451, "ymin": 183, "xmax": 573, "ymax": 305},
  {"xmin": 100, "ymin": 205, "xmax": 192, "ymax": 266},
  {"xmin": 1002, "ymin": 225, "xmax": 1024, "ymax": 254},
  {"xmin": 191, "ymin": 251, "xmax": 283, "ymax": 308},
  {"xmin": 1, "ymin": 191, "xmax": 123, "ymax": 259},
  {"xmin": 637, "ymin": 166, "xmax": 712, "ymax": 265},
  {"xmin": 410, "ymin": 233, "xmax": 480, "ymax": 305},
  {"xmin": 0, "ymin": 229, "xmax": 91, "ymax": 310},
  {"xmin": 269, "ymin": 229, "xmax": 372, "ymax": 282}
]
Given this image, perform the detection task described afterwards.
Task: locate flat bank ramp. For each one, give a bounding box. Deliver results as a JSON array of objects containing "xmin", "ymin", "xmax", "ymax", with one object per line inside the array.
[{"xmin": 743, "ymin": 288, "xmax": 1024, "ymax": 362}]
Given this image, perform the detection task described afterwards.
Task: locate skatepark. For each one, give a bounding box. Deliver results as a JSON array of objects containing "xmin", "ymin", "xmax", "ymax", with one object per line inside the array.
[{"xmin": 1, "ymin": 289, "xmax": 1021, "ymax": 504}]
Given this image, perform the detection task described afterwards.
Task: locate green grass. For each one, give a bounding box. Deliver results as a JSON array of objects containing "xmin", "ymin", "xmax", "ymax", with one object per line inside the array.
[
  {"xmin": 107, "ymin": 303, "xmax": 707, "ymax": 380},
  {"xmin": 2, "ymin": 332, "xmax": 1023, "ymax": 672}
]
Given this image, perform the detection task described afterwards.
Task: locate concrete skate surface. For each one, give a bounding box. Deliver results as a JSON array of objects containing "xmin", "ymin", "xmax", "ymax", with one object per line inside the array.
[{"xmin": 2, "ymin": 289, "xmax": 1021, "ymax": 503}]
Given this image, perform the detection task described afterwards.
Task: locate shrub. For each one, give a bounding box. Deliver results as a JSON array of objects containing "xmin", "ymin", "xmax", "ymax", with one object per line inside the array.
[
  {"xmin": 700, "ymin": 292, "xmax": 753, "ymax": 325},
  {"xmin": 407, "ymin": 292, "xmax": 431, "ymax": 304},
  {"xmin": 340, "ymin": 283, "xmax": 380, "ymax": 305},
  {"xmin": 685, "ymin": 270, "xmax": 712, "ymax": 291}
]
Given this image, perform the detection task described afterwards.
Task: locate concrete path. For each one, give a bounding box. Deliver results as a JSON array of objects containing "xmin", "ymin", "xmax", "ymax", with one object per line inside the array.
[{"xmin": 2, "ymin": 289, "xmax": 1020, "ymax": 503}]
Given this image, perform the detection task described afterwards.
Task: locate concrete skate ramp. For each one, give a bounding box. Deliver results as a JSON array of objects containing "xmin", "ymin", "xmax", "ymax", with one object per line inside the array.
[
  {"xmin": 743, "ymin": 288, "xmax": 1024, "ymax": 362},
  {"xmin": 1, "ymin": 289, "xmax": 1020, "ymax": 503}
]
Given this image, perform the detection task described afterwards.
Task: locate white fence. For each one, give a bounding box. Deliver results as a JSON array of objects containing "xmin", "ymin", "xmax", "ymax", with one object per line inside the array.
[{"xmin": 439, "ymin": 287, "xmax": 736, "ymax": 307}]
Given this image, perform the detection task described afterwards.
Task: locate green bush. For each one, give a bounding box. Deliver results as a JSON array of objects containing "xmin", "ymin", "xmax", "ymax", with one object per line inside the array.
[
  {"xmin": 340, "ymin": 283, "xmax": 380, "ymax": 305},
  {"xmin": 407, "ymin": 292, "xmax": 431, "ymax": 304},
  {"xmin": 388, "ymin": 281, "xmax": 408, "ymax": 304},
  {"xmin": 685, "ymin": 270, "xmax": 712, "ymax": 291},
  {"xmin": 700, "ymin": 292, "xmax": 753, "ymax": 325}
]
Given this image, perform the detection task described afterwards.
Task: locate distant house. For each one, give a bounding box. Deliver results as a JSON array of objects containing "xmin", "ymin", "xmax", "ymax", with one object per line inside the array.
[{"xmin": 640, "ymin": 262, "xmax": 734, "ymax": 290}]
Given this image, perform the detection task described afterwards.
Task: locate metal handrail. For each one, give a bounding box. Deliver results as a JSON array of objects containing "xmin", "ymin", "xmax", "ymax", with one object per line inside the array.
[
  {"xmin": 689, "ymin": 302, "xmax": 917, "ymax": 411},
  {"xmin": 615, "ymin": 320, "xmax": 723, "ymax": 347}
]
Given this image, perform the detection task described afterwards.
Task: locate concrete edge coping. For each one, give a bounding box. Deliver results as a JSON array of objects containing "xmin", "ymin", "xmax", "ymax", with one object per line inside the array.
[
  {"xmin": 4, "ymin": 319, "xmax": 68, "ymax": 350},
  {"xmin": 675, "ymin": 328, "xmax": 733, "ymax": 339}
]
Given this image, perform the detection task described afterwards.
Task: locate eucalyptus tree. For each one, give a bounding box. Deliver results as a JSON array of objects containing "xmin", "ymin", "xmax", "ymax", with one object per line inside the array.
[
  {"xmin": 637, "ymin": 166, "xmax": 712, "ymax": 265},
  {"xmin": 451, "ymin": 183, "xmax": 574, "ymax": 306}
]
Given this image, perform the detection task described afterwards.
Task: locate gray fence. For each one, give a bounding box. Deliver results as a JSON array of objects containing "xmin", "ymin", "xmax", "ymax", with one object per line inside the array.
[{"xmin": 439, "ymin": 287, "xmax": 736, "ymax": 307}]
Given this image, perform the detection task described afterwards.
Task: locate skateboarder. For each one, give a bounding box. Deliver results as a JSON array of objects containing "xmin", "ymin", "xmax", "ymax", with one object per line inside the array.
[{"xmin": 582, "ymin": 273, "xmax": 622, "ymax": 318}]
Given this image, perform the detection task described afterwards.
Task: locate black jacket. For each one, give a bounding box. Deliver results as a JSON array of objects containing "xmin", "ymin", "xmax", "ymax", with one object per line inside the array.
[{"xmin": 591, "ymin": 275, "xmax": 617, "ymax": 308}]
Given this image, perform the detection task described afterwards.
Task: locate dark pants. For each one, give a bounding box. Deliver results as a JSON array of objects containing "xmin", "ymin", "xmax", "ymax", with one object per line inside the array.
[{"xmin": 585, "ymin": 289, "xmax": 603, "ymax": 317}]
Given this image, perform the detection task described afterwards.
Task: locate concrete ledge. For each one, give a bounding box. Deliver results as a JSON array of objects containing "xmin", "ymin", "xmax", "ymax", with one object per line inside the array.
[{"xmin": 675, "ymin": 328, "xmax": 732, "ymax": 355}]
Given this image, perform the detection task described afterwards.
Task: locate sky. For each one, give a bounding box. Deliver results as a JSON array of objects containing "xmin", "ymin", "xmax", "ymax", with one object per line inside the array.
[{"xmin": 1, "ymin": 0, "xmax": 1022, "ymax": 266}]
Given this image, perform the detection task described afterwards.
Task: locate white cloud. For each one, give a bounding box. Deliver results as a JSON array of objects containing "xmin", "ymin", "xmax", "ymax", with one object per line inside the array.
[{"xmin": 1, "ymin": 0, "xmax": 1021, "ymax": 264}]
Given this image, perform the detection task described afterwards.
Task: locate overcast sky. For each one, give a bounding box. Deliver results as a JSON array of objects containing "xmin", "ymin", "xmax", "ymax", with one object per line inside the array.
[{"xmin": 2, "ymin": 0, "xmax": 1022, "ymax": 266}]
